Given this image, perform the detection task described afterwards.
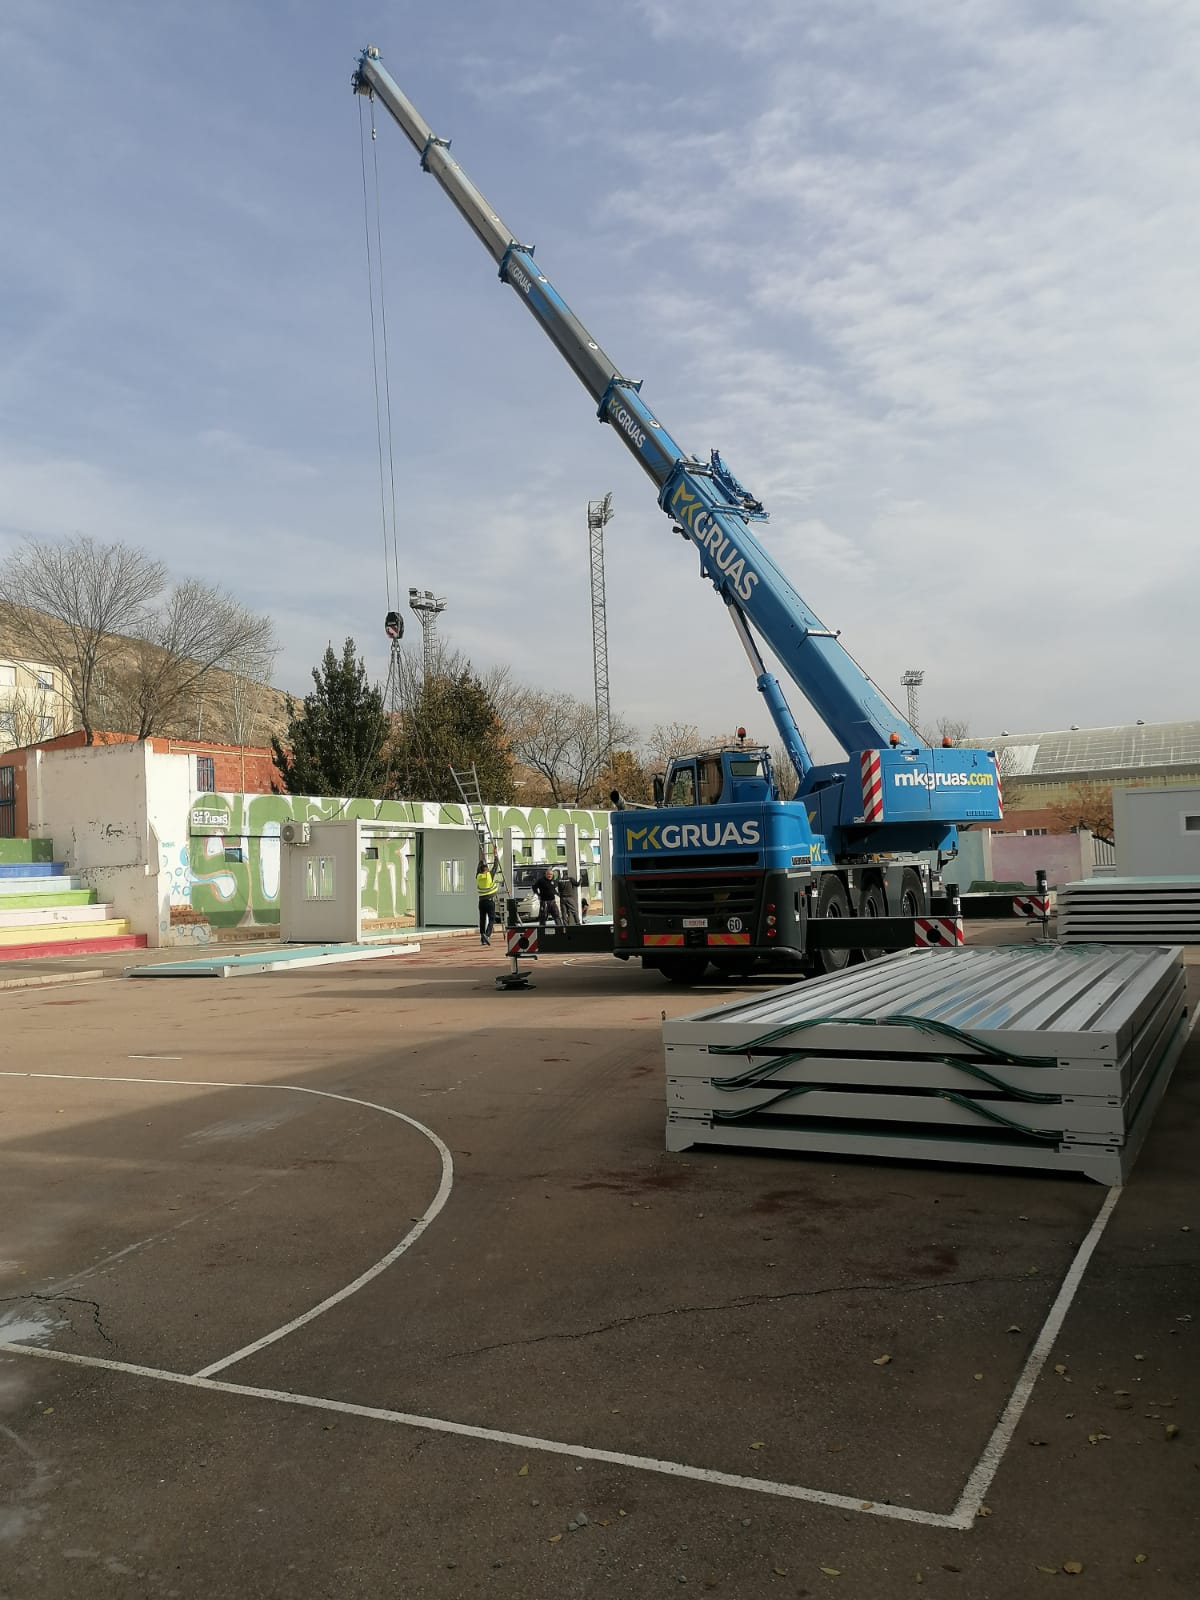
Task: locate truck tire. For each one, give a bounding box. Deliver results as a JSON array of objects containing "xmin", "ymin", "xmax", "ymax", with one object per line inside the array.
[
  {"xmin": 658, "ymin": 955, "xmax": 711, "ymax": 986},
  {"xmin": 900, "ymin": 867, "xmax": 928, "ymax": 918},
  {"xmin": 857, "ymin": 878, "xmax": 887, "ymax": 962},
  {"xmin": 814, "ymin": 875, "xmax": 852, "ymax": 974}
]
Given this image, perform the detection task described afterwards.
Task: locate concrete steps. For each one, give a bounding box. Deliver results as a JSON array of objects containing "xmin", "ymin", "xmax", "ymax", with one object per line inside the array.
[
  {"xmin": 0, "ymin": 917, "xmax": 135, "ymax": 947},
  {"xmin": 0, "ymin": 933, "xmax": 147, "ymax": 961},
  {"xmin": 0, "ymin": 903, "xmax": 115, "ymax": 929},
  {"xmin": 0, "ymin": 875, "xmax": 91, "ymax": 895},
  {"xmin": 0, "ymin": 840, "xmax": 146, "ymax": 960}
]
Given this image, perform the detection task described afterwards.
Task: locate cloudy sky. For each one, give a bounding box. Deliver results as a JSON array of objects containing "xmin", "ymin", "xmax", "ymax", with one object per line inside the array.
[{"xmin": 2, "ymin": 1, "xmax": 1196, "ymax": 762}]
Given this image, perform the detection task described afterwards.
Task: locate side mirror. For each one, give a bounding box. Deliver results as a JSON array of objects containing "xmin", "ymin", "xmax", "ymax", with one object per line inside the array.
[{"xmin": 652, "ymin": 774, "xmax": 665, "ymax": 806}]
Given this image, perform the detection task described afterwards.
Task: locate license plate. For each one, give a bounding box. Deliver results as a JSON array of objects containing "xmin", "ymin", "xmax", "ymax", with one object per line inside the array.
[{"xmin": 682, "ymin": 917, "xmax": 708, "ymax": 929}]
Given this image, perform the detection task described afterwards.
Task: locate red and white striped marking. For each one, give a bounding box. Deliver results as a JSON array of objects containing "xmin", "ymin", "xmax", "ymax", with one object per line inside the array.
[
  {"xmin": 915, "ymin": 916, "xmax": 965, "ymax": 947},
  {"xmin": 992, "ymin": 755, "xmax": 1004, "ymax": 818},
  {"xmin": 506, "ymin": 926, "xmax": 538, "ymax": 957},
  {"xmin": 1013, "ymin": 895, "xmax": 1050, "ymax": 919},
  {"xmin": 861, "ymin": 750, "xmax": 884, "ymax": 822}
]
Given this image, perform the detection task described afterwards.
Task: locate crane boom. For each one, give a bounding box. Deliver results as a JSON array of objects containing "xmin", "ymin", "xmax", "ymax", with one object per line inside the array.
[{"xmin": 352, "ymin": 46, "xmax": 919, "ymax": 759}]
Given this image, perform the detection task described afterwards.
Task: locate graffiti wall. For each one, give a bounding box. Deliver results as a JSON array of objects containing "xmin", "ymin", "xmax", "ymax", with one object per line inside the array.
[{"xmin": 171, "ymin": 792, "xmax": 609, "ymax": 941}]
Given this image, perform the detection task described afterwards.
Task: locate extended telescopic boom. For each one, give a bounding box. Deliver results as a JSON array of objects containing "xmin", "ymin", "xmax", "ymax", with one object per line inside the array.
[{"xmin": 352, "ymin": 45, "xmax": 918, "ymax": 763}]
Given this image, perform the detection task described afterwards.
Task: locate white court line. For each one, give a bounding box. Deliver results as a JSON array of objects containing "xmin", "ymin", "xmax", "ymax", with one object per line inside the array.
[
  {"xmin": 0, "ymin": 1072, "xmax": 454, "ymax": 1379},
  {"xmin": 0, "ymin": 1342, "xmax": 963, "ymax": 1526},
  {"xmin": 950, "ymin": 1184, "xmax": 1121, "ymax": 1522},
  {"xmin": 0, "ymin": 1052, "xmax": 1163, "ymax": 1528}
]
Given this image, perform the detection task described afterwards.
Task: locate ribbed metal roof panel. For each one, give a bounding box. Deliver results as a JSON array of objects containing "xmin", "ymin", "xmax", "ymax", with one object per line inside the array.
[
  {"xmin": 966, "ymin": 722, "xmax": 1200, "ymax": 777},
  {"xmin": 664, "ymin": 944, "xmax": 1183, "ymax": 1060}
]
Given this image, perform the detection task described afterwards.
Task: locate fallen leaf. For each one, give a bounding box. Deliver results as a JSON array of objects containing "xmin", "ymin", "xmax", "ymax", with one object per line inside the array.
[
  {"xmin": 1006, "ymin": 1325, "xmax": 1022, "ymax": 1333},
  {"xmin": 1088, "ymin": 1432, "xmax": 1110, "ymax": 1445},
  {"xmin": 517, "ymin": 1464, "xmax": 530, "ymax": 1477},
  {"xmin": 1166, "ymin": 1424, "xmax": 1180, "ymax": 1440},
  {"xmin": 750, "ymin": 1441, "xmax": 766, "ymax": 1450},
  {"xmin": 618, "ymin": 1509, "xmax": 627, "ymax": 1518},
  {"xmin": 1134, "ymin": 1554, "xmax": 1148, "ymax": 1564},
  {"xmin": 1134, "ymin": 1353, "xmax": 1146, "ymax": 1361},
  {"xmin": 1054, "ymin": 1364, "xmax": 1068, "ymax": 1376},
  {"xmin": 976, "ymin": 1505, "xmax": 993, "ymax": 1518},
  {"xmin": 773, "ymin": 1568, "xmax": 788, "ymax": 1577},
  {"xmin": 819, "ymin": 1568, "xmax": 841, "ymax": 1578},
  {"xmin": 873, "ymin": 1355, "xmax": 892, "ymax": 1366},
  {"xmin": 974, "ymin": 1373, "xmax": 984, "ymax": 1382},
  {"xmin": 915, "ymin": 1574, "xmax": 923, "ymax": 1585},
  {"xmin": 1063, "ymin": 1560, "xmax": 1084, "ymax": 1575},
  {"xmin": 1036, "ymin": 1566, "xmax": 1058, "ymax": 1575},
  {"xmin": 548, "ymin": 1534, "xmax": 563, "ymax": 1543}
]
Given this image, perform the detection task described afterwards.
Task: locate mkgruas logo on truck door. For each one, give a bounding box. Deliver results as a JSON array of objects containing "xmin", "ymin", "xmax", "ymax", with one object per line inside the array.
[{"xmin": 624, "ymin": 820, "xmax": 762, "ymax": 851}]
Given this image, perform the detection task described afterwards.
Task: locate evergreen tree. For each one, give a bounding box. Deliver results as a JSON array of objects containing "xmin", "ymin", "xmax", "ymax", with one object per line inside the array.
[
  {"xmin": 389, "ymin": 666, "xmax": 515, "ymax": 803},
  {"xmin": 271, "ymin": 638, "xmax": 391, "ymax": 798}
]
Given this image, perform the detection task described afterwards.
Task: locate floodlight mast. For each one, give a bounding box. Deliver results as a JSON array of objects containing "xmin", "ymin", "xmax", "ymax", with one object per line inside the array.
[
  {"xmin": 587, "ymin": 493, "xmax": 614, "ymax": 774},
  {"xmin": 408, "ymin": 587, "xmax": 447, "ymax": 683}
]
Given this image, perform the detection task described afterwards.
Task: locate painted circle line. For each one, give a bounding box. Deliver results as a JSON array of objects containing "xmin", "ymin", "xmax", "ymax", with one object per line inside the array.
[{"xmin": 0, "ymin": 1072, "xmax": 453, "ymax": 1379}]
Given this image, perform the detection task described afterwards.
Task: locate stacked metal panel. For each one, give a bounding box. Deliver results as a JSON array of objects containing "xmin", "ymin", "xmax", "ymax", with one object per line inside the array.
[
  {"xmin": 1058, "ymin": 877, "xmax": 1200, "ymax": 944},
  {"xmin": 664, "ymin": 944, "xmax": 1188, "ymax": 1184}
]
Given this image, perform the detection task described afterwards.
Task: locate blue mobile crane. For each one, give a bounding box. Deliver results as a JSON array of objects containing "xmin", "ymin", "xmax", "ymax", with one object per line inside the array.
[{"xmin": 352, "ymin": 46, "xmax": 1002, "ymax": 984}]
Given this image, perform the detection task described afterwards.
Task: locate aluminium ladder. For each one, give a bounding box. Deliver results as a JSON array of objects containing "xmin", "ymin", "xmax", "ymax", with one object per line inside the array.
[{"xmin": 450, "ymin": 764, "xmax": 507, "ymax": 900}]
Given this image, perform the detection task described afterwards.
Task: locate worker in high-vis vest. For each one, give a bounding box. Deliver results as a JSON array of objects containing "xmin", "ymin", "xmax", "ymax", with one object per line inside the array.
[{"xmin": 475, "ymin": 855, "xmax": 501, "ymax": 946}]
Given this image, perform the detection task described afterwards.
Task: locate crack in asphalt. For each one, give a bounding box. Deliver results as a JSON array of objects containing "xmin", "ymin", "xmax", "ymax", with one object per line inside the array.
[
  {"xmin": 0, "ymin": 1292, "xmax": 115, "ymax": 1347},
  {"xmin": 444, "ymin": 1255, "xmax": 1200, "ymax": 1362},
  {"xmin": 444, "ymin": 1271, "xmax": 1030, "ymax": 1360}
]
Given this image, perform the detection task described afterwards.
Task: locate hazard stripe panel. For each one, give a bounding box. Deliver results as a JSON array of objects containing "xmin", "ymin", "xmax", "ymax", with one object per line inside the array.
[
  {"xmin": 861, "ymin": 749, "xmax": 883, "ymax": 823},
  {"xmin": 707, "ymin": 933, "xmax": 751, "ymax": 946},
  {"xmin": 644, "ymin": 934, "xmax": 685, "ymax": 947},
  {"xmin": 914, "ymin": 917, "xmax": 965, "ymax": 947}
]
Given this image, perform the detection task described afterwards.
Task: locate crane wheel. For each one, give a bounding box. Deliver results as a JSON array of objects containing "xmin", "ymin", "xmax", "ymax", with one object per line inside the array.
[
  {"xmin": 857, "ymin": 879, "xmax": 887, "ymax": 962},
  {"xmin": 814, "ymin": 875, "xmax": 852, "ymax": 974},
  {"xmin": 899, "ymin": 867, "xmax": 928, "ymax": 919}
]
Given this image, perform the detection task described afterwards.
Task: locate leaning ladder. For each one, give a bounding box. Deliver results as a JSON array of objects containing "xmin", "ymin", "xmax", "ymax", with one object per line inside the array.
[{"xmin": 450, "ymin": 764, "xmax": 507, "ymax": 899}]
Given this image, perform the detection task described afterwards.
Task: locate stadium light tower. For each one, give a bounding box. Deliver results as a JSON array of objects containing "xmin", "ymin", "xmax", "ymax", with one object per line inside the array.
[
  {"xmin": 901, "ymin": 668, "xmax": 924, "ymax": 732},
  {"xmin": 408, "ymin": 587, "xmax": 448, "ymax": 682},
  {"xmin": 587, "ymin": 493, "xmax": 614, "ymax": 772}
]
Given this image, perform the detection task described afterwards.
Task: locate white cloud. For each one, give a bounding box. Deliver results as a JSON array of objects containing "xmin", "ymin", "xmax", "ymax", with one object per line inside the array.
[{"xmin": 2, "ymin": 0, "xmax": 1198, "ymax": 759}]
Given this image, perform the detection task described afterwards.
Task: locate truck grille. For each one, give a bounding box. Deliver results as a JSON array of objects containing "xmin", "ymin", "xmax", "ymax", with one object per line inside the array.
[{"xmin": 628, "ymin": 875, "xmax": 761, "ymax": 920}]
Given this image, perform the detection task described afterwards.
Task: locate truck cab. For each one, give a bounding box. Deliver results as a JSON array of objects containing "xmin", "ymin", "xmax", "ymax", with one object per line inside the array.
[{"xmin": 661, "ymin": 741, "xmax": 776, "ymax": 810}]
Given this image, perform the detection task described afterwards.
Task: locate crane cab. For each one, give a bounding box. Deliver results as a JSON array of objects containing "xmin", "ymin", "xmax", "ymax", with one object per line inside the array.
[{"xmin": 658, "ymin": 738, "xmax": 777, "ymax": 811}]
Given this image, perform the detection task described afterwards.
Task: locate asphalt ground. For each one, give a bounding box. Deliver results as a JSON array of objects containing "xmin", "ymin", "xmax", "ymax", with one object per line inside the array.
[{"xmin": 1, "ymin": 930, "xmax": 1197, "ymax": 1599}]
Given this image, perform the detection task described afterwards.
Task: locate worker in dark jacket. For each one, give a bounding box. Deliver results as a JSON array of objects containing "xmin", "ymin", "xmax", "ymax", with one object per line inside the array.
[
  {"xmin": 556, "ymin": 871, "xmax": 582, "ymax": 925},
  {"xmin": 534, "ymin": 868, "xmax": 563, "ymax": 930}
]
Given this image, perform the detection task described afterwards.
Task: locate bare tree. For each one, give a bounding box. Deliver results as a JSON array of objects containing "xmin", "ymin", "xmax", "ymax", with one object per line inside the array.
[
  {"xmin": 102, "ymin": 580, "xmax": 275, "ymax": 739},
  {"xmin": 0, "ymin": 537, "xmax": 164, "ymax": 742},
  {"xmin": 769, "ymin": 741, "xmax": 800, "ymax": 800},
  {"xmin": 509, "ymin": 687, "xmax": 637, "ymax": 806},
  {"xmin": 0, "ymin": 537, "xmax": 276, "ymax": 743},
  {"xmin": 0, "ymin": 684, "xmax": 58, "ymax": 751},
  {"xmin": 223, "ymin": 636, "xmax": 280, "ymax": 746},
  {"xmin": 645, "ymin": 721, "xmax": 701, "ymax": 773}
]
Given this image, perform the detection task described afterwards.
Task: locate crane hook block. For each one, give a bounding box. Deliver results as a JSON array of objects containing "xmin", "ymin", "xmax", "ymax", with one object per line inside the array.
[{"xmin": 385, "ymin": 611, "xmax": 404, "ymax": 641}]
